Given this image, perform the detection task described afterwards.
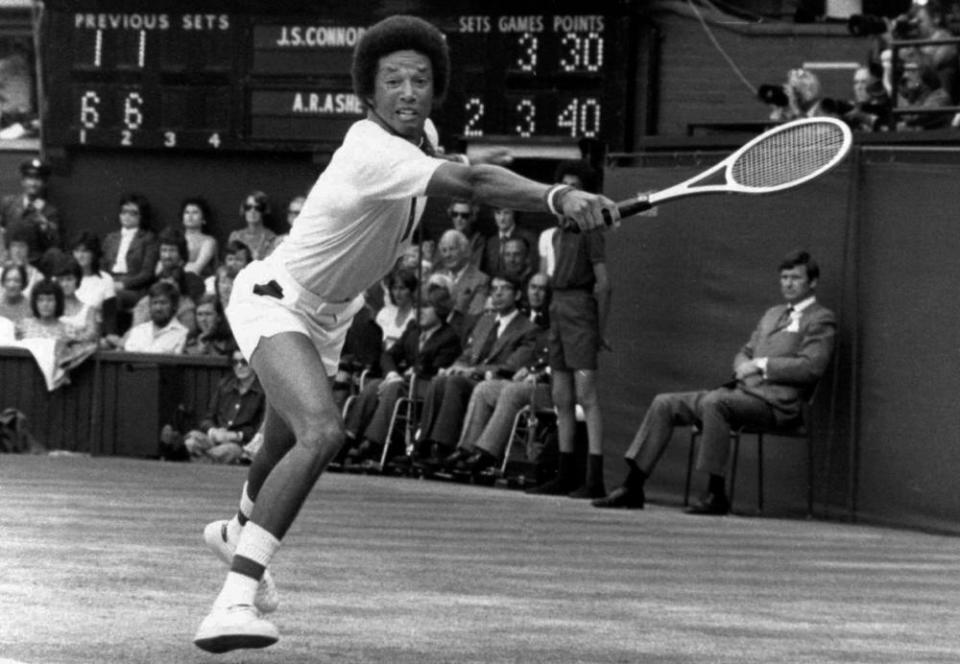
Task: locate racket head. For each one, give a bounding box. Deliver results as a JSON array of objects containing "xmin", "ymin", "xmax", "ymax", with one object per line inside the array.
[{"xmin": 725, "ymin": 117, "xmax": 853, "ymax": 193}]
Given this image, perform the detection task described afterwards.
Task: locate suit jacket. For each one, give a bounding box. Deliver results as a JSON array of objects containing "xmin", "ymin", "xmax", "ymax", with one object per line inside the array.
[
  {"xmin": 0, "ymin": 194, "xmax": 61, "ymax": 263},
  {"xmin": 481, "ymin": 227, "xmax": 539, "ymax": 276},
  {"xmin": 456, "ymin": 311, "xmax": 537, "ymax": 379},
  {"xmin": 102, "ymin": 229, "xmax": 159, "ymax": 291},
  {"xmin": 435, "ymin": 264, "xmax": 489, "ymax": 317},
  {"xmin": 733, "ymin": 300, "xmax": 836, "ymax": 424},
  {"xmin": 381, "ymin": 322, "xmax": 461, "ymax": 379}
]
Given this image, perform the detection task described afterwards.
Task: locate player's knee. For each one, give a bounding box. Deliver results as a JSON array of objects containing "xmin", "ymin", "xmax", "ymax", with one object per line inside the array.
[{"xmin": 298, "ymin": 418, "xmax": 346, "ymax": 455}]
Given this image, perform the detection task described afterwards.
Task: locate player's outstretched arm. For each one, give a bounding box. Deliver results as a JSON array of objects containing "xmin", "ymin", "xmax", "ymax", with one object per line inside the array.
[{"xmin": 426, "ymin": 162, "xmax": 616, "ymax": 232}]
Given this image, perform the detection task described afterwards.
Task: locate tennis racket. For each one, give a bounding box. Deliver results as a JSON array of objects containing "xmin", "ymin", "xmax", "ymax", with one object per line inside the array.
[{"xmin": 606, "ymin": 117, "xmax": 853, "ymax": 223}]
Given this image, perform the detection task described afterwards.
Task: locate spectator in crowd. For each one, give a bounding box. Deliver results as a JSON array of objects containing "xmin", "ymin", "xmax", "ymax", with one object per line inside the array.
[
  {"xmin": 443, "ymin": 273, "xmax": 552, "ymax": 475},
  {"xmin": 228, "ymin": 190, "xmax": 277, "ymax": 260},
  {"xmin": 408, "ymin": 274, "xmax": 537, "ymax": 472},
  {"xmin": 843, "ymin": 65, "xmax": 892, "ymax": 131},
  {"xmin": 102, "ymin": 193, "xmax": 159, "ymax": 333},
  {"xmin": 0, "ymin": 158, "xmax": 60, "ymax": 266},
  {"xmin": 70, "ymin": 231, "xmax": 115, "ymax": 311},
  {"xmin": 101, "ymin": 281, "xmax": 188, "ymax": 354},
  {"xmin": 161, "ymin": 348, "xmax": 266, "ymax": 464},
  {"xmin": 17, "ymin": 278, "xmax": 68, "ymax": 340},
  {"xmin": 205, "ymin": 239, "xmax": 252, "ymax": 299},
  {"xmin": 180, "ymin": 197, "xmax": 219, "ymax": 277},
  {"xmin": 768, "ymin": 68, "xmax": 832, "ymax": 123},
  {"xmin": 446, "ymin": 199, "xmax": 485, "ymax": 269},
  {"xmin": 902, "ymin": 1, "xmax": 958, "ymax": 101},
  {"xmin": 528, "ymin": 159, "xmax": 611, "ymax": 499},
  {"xmin": 332, "ymin": 297, "xmax": 384, "ymax": 415},
  {"xmin": 432, "ymin": 228, "xmax": 489, "ymax": 324},
  {"xmin": 185, "ymin": 293, "xmax": 235, "ymax": 357},
  {"xmin": 593, "ymin": 250, "xmax": 835, "ymax": 514},
  {"xmin": 5, "ymin": 230, "xmax": 44, "ymax": 296},
  {"xmin": 285, "ymin": 194, "xmax": 305, "ymax": 231},
  {"xmin": 375, "ymin": 268, "xmax": 417, "ymax": 350},
  {"xmin": 502, "ymin": 236, "xmax": 535, "ymax": 293},
  {"xmin": 53, "ymin": 258, "xmax": 98, "ymax": 342},
  {"xmin": 896, "ymin": 60, "xmax": 953, "ymax": 130},
  {"xmin": 0, "ymin": 263, "xmax": 30, "ymax": 325},
  {"xmin": 271, "ymin": 195, "xmax": 307, "ymax": 249},
  {"xmin": 482, "ymin": 207, "xmax": 538, "ymax": 276},
  {"xmin": 130, "ymin": 228, "xmax": 203, "ymax": 335},
  {"xmin": 343, "ymin": 285, "xmax": 460, "ymax": 467}
]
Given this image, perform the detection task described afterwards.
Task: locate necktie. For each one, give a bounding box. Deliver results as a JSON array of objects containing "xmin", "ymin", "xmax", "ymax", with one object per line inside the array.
[
  {"xmin": 477, "ymin": 319, "xmax": 499, "ymax": 361},
  {"xmin": 775, "ymin": 305, "xmax": 794, "ymax": 330}
]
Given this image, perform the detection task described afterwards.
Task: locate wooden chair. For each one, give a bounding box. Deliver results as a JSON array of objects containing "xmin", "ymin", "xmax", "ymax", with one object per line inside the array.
[{"xmin": 684, "ymin": 393, "xmax": 818, "ymax": 517}]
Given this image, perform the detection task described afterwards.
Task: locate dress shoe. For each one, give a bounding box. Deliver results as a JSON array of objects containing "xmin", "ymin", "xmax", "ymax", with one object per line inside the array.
[
  {"xmin": 458, "ymin": 450, "xmax": 498, "ymax": 473},
  {"xmin": 441, "ymin": 448, "xmax": 472, "ymax": 470},
  {"xmin": 684, "ymin": 492, "xmax": 730, "ymax": 516},
  {"xmin": 592, "ymin": 486, "xmax": 645, "ymax": 509}
]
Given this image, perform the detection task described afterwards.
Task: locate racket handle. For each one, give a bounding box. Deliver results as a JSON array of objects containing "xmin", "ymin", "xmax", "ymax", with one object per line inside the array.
[{"xmin": 603, "ymin": 195, "xmax": 653, "ymax": 226}]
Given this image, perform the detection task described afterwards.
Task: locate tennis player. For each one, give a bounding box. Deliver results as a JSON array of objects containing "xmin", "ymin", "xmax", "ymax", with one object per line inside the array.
[{"xmin": 193, "ymin": 15, "xmax": 617, "ymax": 653}]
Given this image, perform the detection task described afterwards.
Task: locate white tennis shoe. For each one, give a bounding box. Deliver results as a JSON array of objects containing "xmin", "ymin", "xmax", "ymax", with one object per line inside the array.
[
  {"xmin": 203, "ymin": 520, "xmax": 280, "ymax": 614},
  {"xmin": 193, "ymin": 603, "xmax": 279, "ymax": 653}
]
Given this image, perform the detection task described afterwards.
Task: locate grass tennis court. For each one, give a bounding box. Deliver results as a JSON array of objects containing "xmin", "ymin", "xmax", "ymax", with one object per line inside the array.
[{"xmin": 2, "ymin": 455, "xmax": 959, "ymax": 663}]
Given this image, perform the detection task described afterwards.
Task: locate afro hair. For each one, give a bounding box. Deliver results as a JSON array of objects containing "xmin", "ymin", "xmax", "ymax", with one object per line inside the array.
[{"xmin": 352, "ymin": 15, "xmax": 450, "ymax": 109}]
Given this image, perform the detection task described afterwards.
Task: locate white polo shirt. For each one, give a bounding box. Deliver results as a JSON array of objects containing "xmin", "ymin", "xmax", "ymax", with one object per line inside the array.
[{"xmin": 270, "ymin": 118, "xmax": 445, "ymax": 301}]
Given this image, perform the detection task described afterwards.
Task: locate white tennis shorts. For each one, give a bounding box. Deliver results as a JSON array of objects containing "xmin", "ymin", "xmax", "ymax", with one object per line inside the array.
[{"xmin": 226, "ymin": 258, "xmax": 366, "ymax": 376}]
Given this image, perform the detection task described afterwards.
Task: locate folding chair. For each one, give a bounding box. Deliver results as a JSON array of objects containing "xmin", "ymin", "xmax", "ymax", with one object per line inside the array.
[{"xmin": 684, "ymin": 392, "xmax": 818, "ymax": 517}]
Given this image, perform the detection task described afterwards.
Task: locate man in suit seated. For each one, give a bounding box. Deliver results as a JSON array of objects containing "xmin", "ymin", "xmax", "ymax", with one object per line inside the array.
[
  {"xmin": 481, "ymin": 207, "xmax": 538, "ymax": 277},
  {"xmin": 442, "ymin": 273, "xmax": 552, "ymax": 474},
  {"xmin": 431, "ymin": 228, "xmax": 489, "ymax": 335},
  {"xmin": 341, "ymin": 286, "xmax": 461, "ymax": 466},
  {"xmin": 409, "ymin": 273, "xmax": 537, "ymax": 472},
  {"xmin": 593, "ymin": 250, "xmax": 836, "ymax": 515}
]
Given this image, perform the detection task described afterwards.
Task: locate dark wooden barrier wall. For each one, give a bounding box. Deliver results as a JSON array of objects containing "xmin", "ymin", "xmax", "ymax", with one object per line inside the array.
[{"xmin": 0, "ymin": 350, "xmax": 230, "ymax": 457}]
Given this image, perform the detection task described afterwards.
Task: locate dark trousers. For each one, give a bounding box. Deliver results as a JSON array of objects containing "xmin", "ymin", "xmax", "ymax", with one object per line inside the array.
[
  {"xmin": 625, "ymin": 387, "xmax": 777, "ymax": 477},
  {"xmin": 417, "ymin": 374, "xmax": 478, "ymax": 449}
]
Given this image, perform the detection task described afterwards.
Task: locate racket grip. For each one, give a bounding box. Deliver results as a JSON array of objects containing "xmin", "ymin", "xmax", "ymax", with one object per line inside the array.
[{"xmin": 602, "ymin": 195, "xmax": 653, "ymax": 226}]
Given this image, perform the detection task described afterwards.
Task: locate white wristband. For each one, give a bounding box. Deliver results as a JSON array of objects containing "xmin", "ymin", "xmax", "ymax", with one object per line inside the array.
[{"xmin": 545, "ymin": 184, "xmax": 572, "ymax": 216}]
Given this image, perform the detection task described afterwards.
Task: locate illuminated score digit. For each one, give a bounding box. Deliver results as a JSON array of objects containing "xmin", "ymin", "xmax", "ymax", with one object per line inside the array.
[
  {"xmin": 123, "ymin": 92, "xmax": 144, "ymax": 130},
  {"xmin": 515, "ymin": 33, "xmax": 538, "ymax": 73},
  {"xmin": 557, "ymin": 97, "xmax": 601, "ymax": 138},
  {"xmin": 515, "ymin": 98, "xmax": 536, "ymax": 138},
  {"xmin": 559, "ymin": 32, "xmax": 604, "ymax": 73},
  {"xmin": 80, "ymin": 91, "xmax": 101, "ymax": 129},
  {"xmin": 463, "ymin": 97, "xmax": 485, "ymax": 137}
]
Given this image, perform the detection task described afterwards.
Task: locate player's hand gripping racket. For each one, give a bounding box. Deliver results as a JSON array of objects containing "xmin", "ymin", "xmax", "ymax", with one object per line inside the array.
[{"xmin": 604, "ymin": 117, "xmax": 853, "ymax": 224}]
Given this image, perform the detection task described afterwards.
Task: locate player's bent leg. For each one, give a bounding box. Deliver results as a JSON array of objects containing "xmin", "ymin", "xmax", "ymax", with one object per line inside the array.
[{"xmin": 195, "ymin": 333, "xmax": 342, "ymax": 652}]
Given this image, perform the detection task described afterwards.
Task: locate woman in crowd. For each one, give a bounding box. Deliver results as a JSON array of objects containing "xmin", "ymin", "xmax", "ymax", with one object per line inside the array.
[
  {"xmin": 0, "ymin": 263, "xmax": 30, "ymax": 325},
  {"xmin": 18, "ymin": 278, "xmax": 69, "ymax": 341},
  {"xmin": 228, "ymin": 190, "xmax": 277, "ymax": 261},
  {"xmin": 375, "ymin": 268, "xmax": 417, "ymax": 350},
  {"xmin": 181, "ymin": 196, "xmax": 219, "ymax": 277},
  {"xmin": 185, "ymin": 293, "xmax": 235, "ymax": 357},
  {"xmin": 70, "ymin": 231, "xmax": 116, "ymax": 310},
  {"xmin": 53, "ymin": 258, "xmax": 98, "ymax": 342}
]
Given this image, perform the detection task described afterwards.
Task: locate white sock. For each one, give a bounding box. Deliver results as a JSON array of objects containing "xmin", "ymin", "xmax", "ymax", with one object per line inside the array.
[
  {"xmin": 213, "ymin": 571, "xmax": 261, "ymax": 609},
  {"xmin": 234, "ymin": 522, "xmax": 281, "ymax": 568},
  {"xmin": 226, "ymin": 482, "xmax": 255, "ymax": 545}
]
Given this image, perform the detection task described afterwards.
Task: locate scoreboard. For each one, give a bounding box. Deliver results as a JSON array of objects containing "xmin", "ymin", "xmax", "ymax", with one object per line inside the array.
[{"xmin": 41, "ymin": 0, "xmax": 635, "ymax": 154}]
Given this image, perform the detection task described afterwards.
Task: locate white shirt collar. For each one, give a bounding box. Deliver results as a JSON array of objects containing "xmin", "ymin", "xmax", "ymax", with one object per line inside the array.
[{"xmin": 789, "ymin": 296, "xmax": 816, "ymax": 314}]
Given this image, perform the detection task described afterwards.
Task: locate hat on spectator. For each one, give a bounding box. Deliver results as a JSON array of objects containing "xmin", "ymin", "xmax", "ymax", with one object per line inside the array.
[{"xmin": 20, "ymin": 158, "xmax": 50, "ymax": 178}]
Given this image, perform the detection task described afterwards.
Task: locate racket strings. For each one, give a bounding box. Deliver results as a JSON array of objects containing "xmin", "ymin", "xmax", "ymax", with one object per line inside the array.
[{"xmin": 731, "ymin": 123, "xmax": 847, "ymax": 189}]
